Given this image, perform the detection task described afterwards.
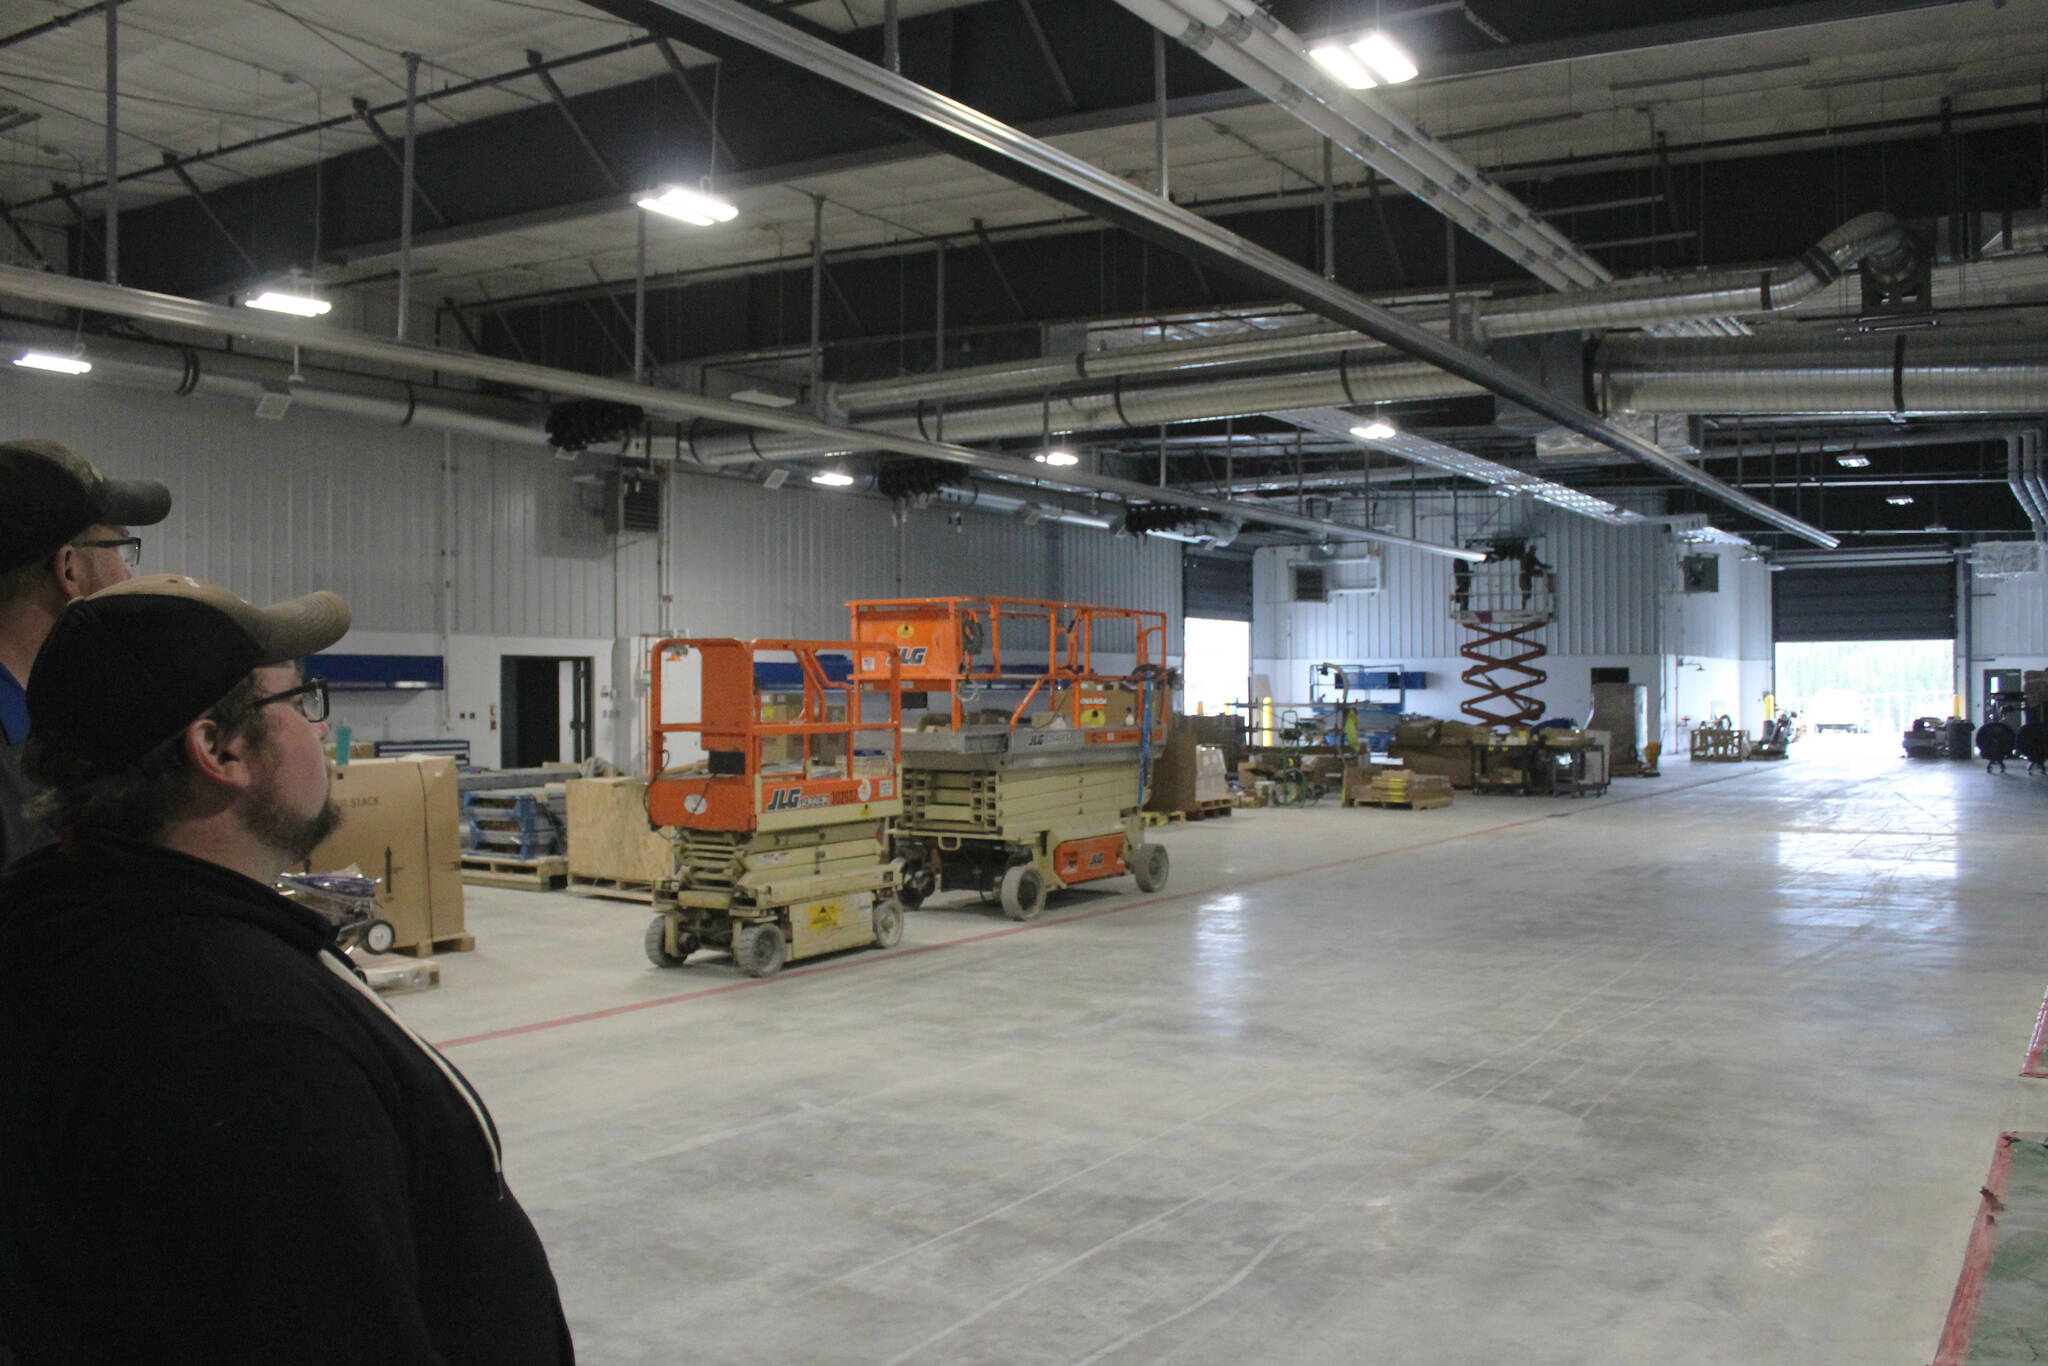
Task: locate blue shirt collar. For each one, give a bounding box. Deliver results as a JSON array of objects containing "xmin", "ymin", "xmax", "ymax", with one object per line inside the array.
[{"xmin": 0, "ymin": 661, "xmax": 28, "ymax": 746}]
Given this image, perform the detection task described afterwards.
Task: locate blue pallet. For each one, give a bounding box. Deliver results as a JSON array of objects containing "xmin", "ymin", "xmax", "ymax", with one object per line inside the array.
[
  {"xmin": 466, "ymin": 810, "xmax": 562, "ymax": 834},
  {"xmin": 463, "ymin": 828, "xmax": 563, "ymax": 859},
  {"xmin": 462, "ymin": 791, "xmax": 565, "ymax": 819}
]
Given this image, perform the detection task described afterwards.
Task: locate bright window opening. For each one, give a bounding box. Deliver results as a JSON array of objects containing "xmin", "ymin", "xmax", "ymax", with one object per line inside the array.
[
  {"xmin": 1182, "ymin": 617, "xmax": 1251, "ymax": 718},
  {"xmin": 1773, "ymin": 639, "xmax": 1956, "ymax": 749}
]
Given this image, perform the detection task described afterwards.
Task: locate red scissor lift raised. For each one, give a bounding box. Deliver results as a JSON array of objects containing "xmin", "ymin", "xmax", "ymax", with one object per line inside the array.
[
  {"xmin": 847, "ymin": 596, "xmax": 1173, "ymax": 920},
  {"xmin": 643, "ymin": 637, "xmax": 905, "ymax": 977}
]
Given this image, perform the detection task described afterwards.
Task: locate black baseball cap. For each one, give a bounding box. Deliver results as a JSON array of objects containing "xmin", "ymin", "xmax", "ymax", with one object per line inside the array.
[
  {"xmin": 0, "ymin": 438, "xmax": 173, "ymax": 574},
  {"xmin": 26, "ymin": 576, "xmax": 351, "ymax": 781}
]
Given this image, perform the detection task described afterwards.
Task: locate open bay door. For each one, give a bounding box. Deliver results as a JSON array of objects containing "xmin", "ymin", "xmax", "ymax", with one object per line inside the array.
[{"xmin": 1772, "ymin": 562, "xmax": 1956, "ymax": 642}]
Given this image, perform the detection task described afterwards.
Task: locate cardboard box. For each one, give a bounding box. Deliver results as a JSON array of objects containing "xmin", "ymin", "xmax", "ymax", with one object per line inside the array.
[
  {"xmin": 566, "ymin": 777, "xmax": 676, "ymax": 886},
  {"xmin": 306, "ymin": 756, "xmax": 465, "ymax": 952},
  {"xmin": 1143, "ymin": 720, "xmax": 1199, "ymax": 814}
]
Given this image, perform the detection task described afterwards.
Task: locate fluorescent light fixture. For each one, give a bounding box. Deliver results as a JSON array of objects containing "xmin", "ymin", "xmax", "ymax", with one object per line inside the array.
[
  {"xmin": 246, "ymin": 289, "xmax": 332, "ymax": 317},
  {"xmin": 732, "ymin": 388, "xmax": 796, "ymax": 408},
  {"xmin": 1887, "ymin": 495, "xmax": 1914, "ymax": 505},
  {"xmin": 1836, "ymin": 454, "xmax": 1870, "ymax": 468},
  {"xmin": 1308, "ymin": 44, "xmax": 1377, "ymax": 89},
  {"xmin": 810, "ymin": 470, "xmax": 855, "ymax": 488},
  {"xmin": 1350, "ymin": 32, "xmax": 1418, "ymax": 85},
  {"xmin": 13, "ymin": 351, "xmax": 90, "ymax": 375},
  {"xmin": 1034, "ymin": 449, "xmax": 1079, "ymax": 467},
  {"xmin": 637, "ymin": 184, "xmax": 739, "ymax": 226},
  {"xmin": 1351, "ymin": 420, "xmax": 1398, "ymax": 441}
]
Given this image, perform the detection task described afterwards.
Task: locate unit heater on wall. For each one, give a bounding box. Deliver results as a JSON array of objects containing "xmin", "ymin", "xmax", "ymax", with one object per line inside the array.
[
  {"xmin": 604, "ymin": 471, "xmax": 664, "ymax": 535},
  {"xmin": 1291, "ymin": 564, "xmax": 1328, "ymax": 603}
]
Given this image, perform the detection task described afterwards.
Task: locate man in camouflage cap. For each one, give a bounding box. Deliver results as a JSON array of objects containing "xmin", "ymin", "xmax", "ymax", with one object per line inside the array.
[{"xmin": 0, "ymin": 438, "xmax": 171, "ymax": 867}]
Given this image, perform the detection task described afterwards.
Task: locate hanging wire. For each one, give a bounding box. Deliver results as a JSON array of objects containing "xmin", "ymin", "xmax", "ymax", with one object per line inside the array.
[
  {"xmin": 311, "ymin": 88, "xmax": 323, "ymax": 268},
  {"xmin": 707, "ymin": 61, "xmax": 720, "ymax": 187}
]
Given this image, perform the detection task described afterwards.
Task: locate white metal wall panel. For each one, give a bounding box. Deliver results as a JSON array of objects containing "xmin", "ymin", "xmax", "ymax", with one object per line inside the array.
[
  {"xmin": 1251, "ymin": 498, "xmax": 1669, "ymax": 666},
  {"xmin": 1735, "ymin": 554, "xmax": 1773, "ymax": 660},
  {"xmin": 451, "ymin": 438, "xmax": 623, "ymax": 640},
  {"xmin": 1545, "ymin": 511, "xmax": 1664, "ymax": 657},
  {"xmin": 1974, "ymin": 567, "xmax": 2048, "ymax": 655},
  {"xmin": 1056, "ymin": 525, "xmax": 1184, "ymax": 655},
  {"xmin": 4, "ymin": 374, "xmax": 444, "ymax": 628}
]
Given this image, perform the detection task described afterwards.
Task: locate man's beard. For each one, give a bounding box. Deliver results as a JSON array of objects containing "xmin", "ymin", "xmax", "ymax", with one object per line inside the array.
[{"xmin": 249, "ymin": 793, "xmax": 343, "ymax": 865}]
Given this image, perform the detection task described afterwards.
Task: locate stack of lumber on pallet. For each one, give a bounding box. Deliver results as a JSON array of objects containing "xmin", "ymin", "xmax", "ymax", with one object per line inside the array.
[{"xmin": 1344, "ymin": 767, "xmax": 1453, "ymax": 810}]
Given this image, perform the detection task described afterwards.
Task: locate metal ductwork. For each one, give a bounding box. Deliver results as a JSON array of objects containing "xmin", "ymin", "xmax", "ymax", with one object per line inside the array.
[
  {"xmin": 0, "ymin": 267, "xmax": 1482, "ymax": 560},
  {"xmin": 829, "ymin": 211, "xmax": 1925, "ymax": 416},
  {"xmin": 0, "ymin": 319, "xmax": 550, "ymax": 447},
  {"xmin": 1595, "ymin": 329, "xmax": 2048, "ymax": 415},
  {"xmin": 686, "ymin": 359, "xmax": 1473, "ymax": 463},
  {"xmin": 2010, "ymin": 430, "xmax": 2048, "ymax": 536}
]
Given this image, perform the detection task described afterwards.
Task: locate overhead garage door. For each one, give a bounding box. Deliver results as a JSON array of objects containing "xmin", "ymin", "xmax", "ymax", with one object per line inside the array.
[
  {"xmin": 1183, "ymin": 551, "xmax": 1253, "ymax": 622},
  {"xmin": 1772, "ymin": 563, "xmax": 1956, "ymax": 641}
]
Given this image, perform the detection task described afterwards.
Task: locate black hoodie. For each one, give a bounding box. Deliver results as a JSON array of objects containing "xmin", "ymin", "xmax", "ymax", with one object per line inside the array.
[{"xmin": 0, "ymin": 836, "xmax": 574, "ymax": 1364}]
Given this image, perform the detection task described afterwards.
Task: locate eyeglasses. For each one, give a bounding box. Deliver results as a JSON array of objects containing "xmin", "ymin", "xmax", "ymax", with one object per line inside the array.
[
  {"xmin": 72, "ymin": 536, "xmax": 141, "ymax": 568},
  {"xmin": 252, "ymin": 678, "xmax": 329, "ymax": 724}
]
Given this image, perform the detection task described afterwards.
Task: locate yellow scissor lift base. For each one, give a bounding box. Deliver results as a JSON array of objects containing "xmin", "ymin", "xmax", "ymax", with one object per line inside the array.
[
  {"xmin": 895, "ymin": 757, "xmax": 1162, "ymax": 921},
  {"xmin": 650, "ymin": 819, "xmax": 900, "ymax": 976}
]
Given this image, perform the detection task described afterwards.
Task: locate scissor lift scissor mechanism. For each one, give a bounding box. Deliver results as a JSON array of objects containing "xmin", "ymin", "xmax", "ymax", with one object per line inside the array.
[{"xmin": 1452, "ymin": 545, "xmax": 1555, "ymax": 729}]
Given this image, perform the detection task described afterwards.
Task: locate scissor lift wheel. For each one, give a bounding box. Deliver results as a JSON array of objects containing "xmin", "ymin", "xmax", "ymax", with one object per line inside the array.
[
  {"xmin": 734, "ymin": 922, "xmax": 788, "ymax": 978},
  {"xmin": 1000, "ymin": 864, "xmax": 1048, "ymax": 921},
  {"xmin": 645, "ymin": 916, "xmax": 697, "ymax": 968},
  {"xmin": 1131, "ymin": 842, "xmax": 1170, "ymax": 894},
  {"xmin": 873, "ymin": 898, "xmax": 905, "ymax": 948}
]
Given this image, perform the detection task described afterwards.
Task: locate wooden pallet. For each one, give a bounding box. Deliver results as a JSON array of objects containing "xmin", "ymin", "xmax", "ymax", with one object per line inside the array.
[
  {"xmin": 1350, "ymin": 794, "xmax": 1452, "ymax": 810},
  {"xmin": 459, "ymin": 853, "xmax": 568, "ymax": 891},
  {"xmin": 1193, "ymin": 799, "xmax": 1234, "ymax": 819},
  {"xmin": 566, "ymin": 873, "xmax": 658, "ymax": 904},
  {"xmin": 385, "ymin": 932, "xmax": 476, "ymax": 958},
  {"xmin": 352, "ymin": 951, "xmax": 442, "ymax": 992}
]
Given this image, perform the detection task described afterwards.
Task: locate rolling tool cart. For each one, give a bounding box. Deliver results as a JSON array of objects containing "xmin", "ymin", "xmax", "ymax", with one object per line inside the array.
[
  {"xmin": 848, "ymin": 596, "xmax": 1172, "ymax": 921},
  {"xmin": 643, "ymin": 638, "xmax": 906, "ymax": 977}
]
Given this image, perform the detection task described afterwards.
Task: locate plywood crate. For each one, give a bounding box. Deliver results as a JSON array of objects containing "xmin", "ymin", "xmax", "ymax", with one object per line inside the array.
[{"xmin": 566, "ymin": 777, "xmax": 676, "ymax": 886}]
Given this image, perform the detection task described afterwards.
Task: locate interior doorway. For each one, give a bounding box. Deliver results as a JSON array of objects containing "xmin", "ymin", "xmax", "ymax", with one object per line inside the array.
[{"xmin": 501, "ymin": 656, "xmax": 594, "ymax": 768}]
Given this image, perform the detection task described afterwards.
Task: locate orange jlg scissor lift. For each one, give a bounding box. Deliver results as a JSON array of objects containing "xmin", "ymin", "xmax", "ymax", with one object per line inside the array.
[
  {"xmin": 847, "ymin": 596, "xmax": 1172, "ymax": 921},
  {"xmin": 643, "ymin": 638, "xmax": 906, "ymax": 977}
]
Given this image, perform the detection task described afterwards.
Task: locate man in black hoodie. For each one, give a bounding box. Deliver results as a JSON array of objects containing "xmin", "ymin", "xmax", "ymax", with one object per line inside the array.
[{"xmin": 0, "ymin": 576, "xmax": 574, "ymax": 1364}]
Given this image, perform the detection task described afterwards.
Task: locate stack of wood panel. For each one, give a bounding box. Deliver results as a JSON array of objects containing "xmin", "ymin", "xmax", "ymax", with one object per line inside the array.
[{"xmin": 1343, "ymin": 766, "xmax": 1453, "ymax": 810}]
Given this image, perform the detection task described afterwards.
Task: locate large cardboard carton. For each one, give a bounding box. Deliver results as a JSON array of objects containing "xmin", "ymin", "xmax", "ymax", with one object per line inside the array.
[
  {"xmin": 566, "ymin": 777, "xmax": 676, "ymax": 885},
  {"xmin": 305, "ymin": 756, "xmax": 465, "ymax": 952},
  {"xmin": 1143, "ymin": 720, "xmax": 1199, "ymax": 814}
]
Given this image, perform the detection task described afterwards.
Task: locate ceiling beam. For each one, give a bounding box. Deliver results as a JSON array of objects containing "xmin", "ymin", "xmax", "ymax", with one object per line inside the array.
[{"xmin": 587, "ymin": 0, "xmax": 1837, "ymax": 548}]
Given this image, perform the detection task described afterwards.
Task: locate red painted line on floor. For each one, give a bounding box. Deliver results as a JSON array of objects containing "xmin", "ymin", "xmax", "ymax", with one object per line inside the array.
[
  {"xmin": 435, "ymin": 768, "xmax": 1753, "ymax": 1050},
  {"xmin": 1932, "ymin": 1133, "xmax": 2028, "ymax": 1366},
  {"xmin": 2023, "ymin": 988, "xmax": 2048, "ymax": 1079}
]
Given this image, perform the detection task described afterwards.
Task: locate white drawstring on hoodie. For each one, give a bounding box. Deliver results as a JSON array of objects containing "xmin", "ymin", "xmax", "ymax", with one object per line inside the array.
[{"xmin": 318, "ymin": 950, "xmax": 502, "ymax": 1178}]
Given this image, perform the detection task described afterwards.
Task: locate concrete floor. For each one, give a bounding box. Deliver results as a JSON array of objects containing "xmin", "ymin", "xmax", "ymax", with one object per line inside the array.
[{"xmin": 399, "ymin": 744, "xmax": 2048, "ymax": 1364}]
